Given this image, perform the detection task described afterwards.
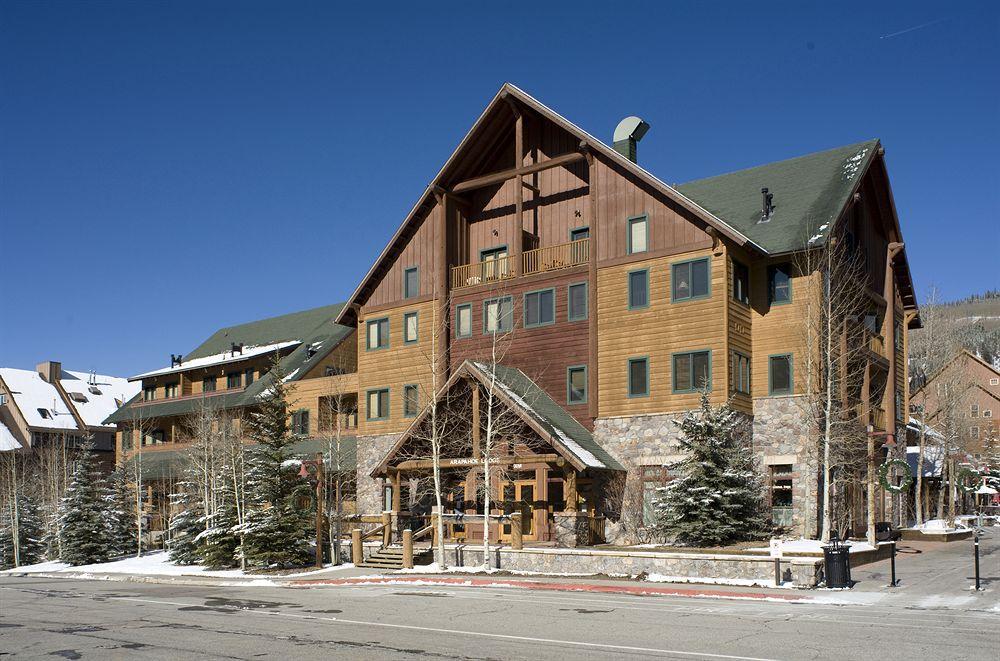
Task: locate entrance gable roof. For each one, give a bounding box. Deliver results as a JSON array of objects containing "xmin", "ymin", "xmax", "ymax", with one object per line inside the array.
[{"xmin": 372, "ymin": 360, "xmax": 624, "ymax": 476}]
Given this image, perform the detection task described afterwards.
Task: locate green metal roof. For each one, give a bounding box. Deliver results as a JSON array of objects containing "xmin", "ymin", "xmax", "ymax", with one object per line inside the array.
[
  {"xmin": 469, "ymin": 361, "xmax": 625, "ymax": 472},
  {"xmin": 104, "ymin": 303, "xmax": 353, "ymax": 424},
  {"xmin": 677, "ymin": 140, "xmax": 879, "ymax": 254}
]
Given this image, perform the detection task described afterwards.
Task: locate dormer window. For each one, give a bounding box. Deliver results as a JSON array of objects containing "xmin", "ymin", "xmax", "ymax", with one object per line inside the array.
[
  {"xmin": 37, "ymin": 408, "xmax": 51, "ymax": 419},
  {"xmin": 88, "ymin": 386, "xmax": 102, "ymax": 395},
  {"xmin": 68, "ymin": 392, "xmax": 89, "ymax": 403}
]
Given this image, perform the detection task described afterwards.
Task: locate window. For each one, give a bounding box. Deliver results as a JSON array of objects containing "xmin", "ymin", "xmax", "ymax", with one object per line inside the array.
[
  {"xmin": 732, "ymin": 260, "xmax": 750, "ymax": 305},
  {"xmin": 673, "ymin": 350, "xmax": 712, "ymax": 392},
  {"xmin": 403, "ymin": 311, "xmax": 419, "ymax": 344},
  {"xmin": 568, "ymin": 282, "xmax": 588, "ymax": 321},
  {"xmin": 524, "ymin": 288, "xmax": 555, "ymax": 328},
  {"xmin": 37, "ymin": 408, "xmax": 51, "ymax": 419},
  {"xmin": 366, "ymin": 388, "xmax": 389, "ymax": 421},
  {"xmin": 768, "ymin": 263, "xmax": 792, "ymax": 305},
  {"xmin": 567, "ymin": 366, "xmax": 587, "ymax": 405},
  {"xmin": 203, "ymin": 376, "xmax": 217, "ymax": 393},
  {"xmin": 970, "ymin": 426, "xmax": 980, "ymax": 438},
  {"xmin": 641, "ymin": 466, "xmax": 674, "ymax": 526},
  {"xmin": 403, "ymin": 266, "xmax": 419, "ymax": 299},
  {"xmin": 366, "ymin": 317, "xmax": 389, "ymax": 350},
  {"xmin": 895, "ymin": 389, "xmax": 904, "ymax": 422},
  {"xmin": 143, "ymin": 430, "xmax": 165, "ymax": 447},
  {"xmin": 628, "ymin": 357, "xmax": 649, "ymax": 398},
  {"xmin": 732, "ymin": 351, "xmax": 751, "ymax": 395},
  {"xmin": 403, "ymin": 384, "xmax": 419, "ymax": 418},
  {"xmin": 143, "ymin": 386, "xmax": 156, "ymax": 401},
  {"xmin": 768, "ymin": 354, "xmax": 793, "ymax": 395},
  {"xmin": 480, "ymin": 246, "xmax": 510, "ymax": 280},
  {"xmin": 455, "ymin": 304, "xmax": 472, "ymax": 338},
  {"xmin": 483, "ymin": 296, "xmax": 513, "ymax": 334},
  {"xmin": 672, "ymin": 258, "xmax": 710, "ymax": 302},
  {"xmin": 971, "ymin": 404, "xmax": 980, "ymax": 418},
  {"xmin": 628, "ymin": 269, "xmax": 649, "ymax": 309},
  {"xmin": 769, "ymin": 464, "xmax": 794, "ymax": 527},
  {"xmin": 291, "ymin": 409, "xmax": 310, "ymax": 436},
  {"xmin": 244, "ymin": 369, "xmax": 254, "ymax": 386},
  {"xmin": 0, "ymin": 393, "xmax": 6, "ymax": 406},
  {"xmin": 627, "ymin": 215, "xmax": 648, "ymax": 254},
  {"xmin": 570, "ymin": 227, "xmax": 590, "ymax": 241},
  {"xmin": 991, "ymin": 378, "xmax": 999, "ymax": 386},
  {"xmin": 164, "ymin": 383, "xmax": 178, "ymax": 399},
  {"xmin": 227, "ymin": 372, "xmax": 241, "ymax": 389},
  {"xmin": 894, "ymin": 319, "xmax": 903, "ymax": 352},
  {"xmin": 984, "ymin": 410, "xmax": 993, "ymax": 418}
]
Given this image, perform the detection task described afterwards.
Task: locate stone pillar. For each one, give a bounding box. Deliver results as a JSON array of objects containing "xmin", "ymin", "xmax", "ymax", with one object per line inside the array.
[{"xmin": 553, "ymin": 511, "xmax": 589, "ymax": 548}]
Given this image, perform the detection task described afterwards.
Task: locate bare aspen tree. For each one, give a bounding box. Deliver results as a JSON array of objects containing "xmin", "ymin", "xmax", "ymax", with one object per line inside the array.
[
  {"xmin": 315, "ymin": 351, "xmax": 358, "ymax": 565},
  {"xmin": 121, "ymin": 403, "xmax": 156, "ymax": 555}
]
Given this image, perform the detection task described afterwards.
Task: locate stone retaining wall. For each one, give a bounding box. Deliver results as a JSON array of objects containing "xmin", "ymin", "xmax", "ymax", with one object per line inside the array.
[{"xmin": 435, "ymin": 545, "xmax": 824, "ymax": 588}]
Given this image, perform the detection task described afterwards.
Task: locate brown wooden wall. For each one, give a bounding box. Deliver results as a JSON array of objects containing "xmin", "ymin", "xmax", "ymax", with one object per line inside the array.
[
  {"xmin": 727, "ymin": 245, "xmax": 753, "ymax": 413},
  {"xmin": 450, "ymin": 266, "xmax": 591, "ymax": 427},
  {"xmin": 364, "ymin": 211, "xmax": 440, "ymax": 309}
]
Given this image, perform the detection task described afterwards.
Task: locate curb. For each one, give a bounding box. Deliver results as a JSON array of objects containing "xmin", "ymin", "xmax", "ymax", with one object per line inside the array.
[{"xmin": 287, "ymin": 575, "xmax": 813, "ymax": 602}]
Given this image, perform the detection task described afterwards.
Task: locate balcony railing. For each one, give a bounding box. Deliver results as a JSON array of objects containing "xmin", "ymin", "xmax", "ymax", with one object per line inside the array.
[
  {"xmin": 866, "ymin": 330, "xmax": 886, "ymax": 360},
  {"xmin": 451, "ymin": 238, "xmax": 590, "ymax": 290},
  {"xmin": 854, "ymin": 404, "xmax": 887, "ymax": 431}
]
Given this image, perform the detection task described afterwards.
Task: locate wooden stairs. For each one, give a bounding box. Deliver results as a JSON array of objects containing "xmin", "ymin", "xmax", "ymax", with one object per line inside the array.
[{"xmin": 357, "ymin": 545, "xmax": 434, "ymax": 570}]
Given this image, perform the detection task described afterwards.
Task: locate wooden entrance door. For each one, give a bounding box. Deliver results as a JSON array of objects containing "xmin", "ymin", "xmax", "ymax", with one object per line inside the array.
[{"xmin": 499, "ymin": 481, "xmax": 536, "ymax": 542}]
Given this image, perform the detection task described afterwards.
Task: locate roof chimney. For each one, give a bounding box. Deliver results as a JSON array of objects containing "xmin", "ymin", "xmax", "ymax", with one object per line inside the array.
[
  {"xmin": 36, "ymin": 361, "xmax": 61, "ymax": 383},
  {"xmin": 612, "ymin": 116, "xmax": 650, "ymax": 163}
]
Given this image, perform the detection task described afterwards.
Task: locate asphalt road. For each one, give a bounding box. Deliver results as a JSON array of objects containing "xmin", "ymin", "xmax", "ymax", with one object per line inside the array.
[{"xmin": 1, "ymin": 575, "xmax": 996, "ymax": 661}]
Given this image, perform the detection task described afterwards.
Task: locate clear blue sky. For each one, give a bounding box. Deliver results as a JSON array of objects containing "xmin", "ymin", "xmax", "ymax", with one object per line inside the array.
[{"xmin": 1, "ymin": 1, "xmax": 997, "ymax": 376}]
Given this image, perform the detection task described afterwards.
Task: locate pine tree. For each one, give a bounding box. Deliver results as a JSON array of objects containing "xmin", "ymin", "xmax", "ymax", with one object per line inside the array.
[
  {"xmin": 653, "ymin": 393, "xmax": 767, "ymax": 547},
  {"xmin": 105, "ymin": 468, "xmax": 138, "ymax": 558},
  {"xmin": 236, "ymin": 359, "xmax": 313, "ymax": 568},
  {"xmin": 59, "ymin": 445, "xmax": 113, "ymax": 566},
  {"xmin": 197, "ymin": 463, "xmax": 241, "ymax": 569},
  {"xmin": 1, "ymin": 496, "xmax": 45, "ymax": 569},
  {"xmin": 166, "ymin": 479, "xmax": 204, "ymax": 565}
]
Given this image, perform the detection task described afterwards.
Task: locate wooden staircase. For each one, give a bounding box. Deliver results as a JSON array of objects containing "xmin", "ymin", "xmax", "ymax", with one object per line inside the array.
[{"xmin": 357, "ymin": 545, "xmax": 434, "ymax": 570}]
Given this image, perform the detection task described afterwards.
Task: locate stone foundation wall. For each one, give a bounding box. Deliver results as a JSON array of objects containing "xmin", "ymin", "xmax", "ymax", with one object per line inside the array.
[
  {"xmin": 751, "ymin": 395, "xmax": 819, "ymax": 538},
  {"xmin": 355, "ymin": 433, "xmax": 400, "ymax": 514},
  {"xmin": 435, "ymin": 545, "xmax": 823, "ymax": 588}
]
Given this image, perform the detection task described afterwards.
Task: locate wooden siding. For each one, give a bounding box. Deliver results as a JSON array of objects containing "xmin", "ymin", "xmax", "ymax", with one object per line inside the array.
[
  {"xmin": 286, "ymin": 373, "xmax": 359, "ymax": 434},
  {"xmin": 301, "ymin": 332, "xmax": 358, "ymax": 379},
  {"xmin": 749, "ymin": 260, "xmax": 816, "ymax": 399},
  {"xmin": 593, "ymin": 156, "xmax": 713, "ymax": 263},
  {"xmin": 597, "ymin": 248, "xmax": 727, "ymax": 416},
  {"xmin": 357, "ymin": 299, "xmax": 440, "ymax": 436},
  {"xmin": 450, "ymin": 268, "xmax": 591, "ymax": 427},
  {"xmin": 365, "ymin": 211, "xmax": 440, "ymax": 309}
]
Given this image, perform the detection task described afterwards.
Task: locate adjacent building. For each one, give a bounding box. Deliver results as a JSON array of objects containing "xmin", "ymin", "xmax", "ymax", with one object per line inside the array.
[{"xmin": 0, "ymin": 361, "xmax": 139, "ymax": 464}]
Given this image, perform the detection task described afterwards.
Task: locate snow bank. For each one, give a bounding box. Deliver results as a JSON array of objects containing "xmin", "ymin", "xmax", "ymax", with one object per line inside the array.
[
  {"xmin": 645, "ymin": 573, "xmax": 787, "ymax": 589},
  {"xmin": 748, "ymin": 538, "xmax": 876, "ymax": 554},
  {"xmin": 0, "ymin": 552, "xmax": 244, "ymax": 577}
]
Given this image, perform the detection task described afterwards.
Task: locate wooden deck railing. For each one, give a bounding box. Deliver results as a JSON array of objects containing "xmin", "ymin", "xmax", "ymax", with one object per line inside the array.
[
  {"xmin": 866, "ymin": 330, "xmax": 886, "ymax": 360},
  {"xmin": 450, "ymin": 238, "xmax": 590, "ymax": 290}
]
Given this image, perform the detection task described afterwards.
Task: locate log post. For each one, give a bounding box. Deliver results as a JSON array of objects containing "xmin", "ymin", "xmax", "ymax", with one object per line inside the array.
[
  {"xmin": 565, "ymin": 468, "xmax": 578, "ymax": 512},
  {"xmin": 381, "ymin": 511, "xmax": 392, "ymax": 548},
  {"xmin": 583, "ymin": 143, "xmax": 599, "ymax": 421},
  {"xmin": 511, "ymin": 511, "xmax": 523, "ymax": 550},
  {"xmin": 351, "ymin": 528, "xmax": 362, "ymax": 565},
  {"xmin": 402, "ymin": 529, "xmax": 414, "ymax": 569}
]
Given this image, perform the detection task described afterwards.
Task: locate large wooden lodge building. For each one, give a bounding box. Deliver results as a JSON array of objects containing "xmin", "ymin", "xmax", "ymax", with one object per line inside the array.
[{"xmin": 108, "ymin": 84, "xmax": 920, "ymax": 545}]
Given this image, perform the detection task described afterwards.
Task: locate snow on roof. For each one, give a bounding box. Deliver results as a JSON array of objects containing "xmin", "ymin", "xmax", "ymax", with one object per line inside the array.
[
  {"xmin": 906, "ymin": 444, "xmax": 944, "ymax": 477},
  {"xmin": 130, "ymin": 341, "xmax": 301, "ymax": 380},
  {"xmin": 906, "ymin": 416, "xmax": 945, "ymax": 441},
  {"xmin": 0, "ymin": 420, "xmax": 21, "ymax": 451},
  {"xmin": 60, "ymin": 371, "xmax": 140, "ymax": 428},
  {"xmin": 0, "ymin": 367, "xmax": 78, "ymax": 430}
]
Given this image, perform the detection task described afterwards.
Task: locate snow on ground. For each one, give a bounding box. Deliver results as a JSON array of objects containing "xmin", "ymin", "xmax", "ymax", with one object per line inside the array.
[
  {"xmin": 645, "ymin": 573, "xmax": 788, "ymax": 589},
  {"xmin": 747, "ymin": 538, "xmax": 876, "ymax": 554},
  {"xmin": 911, "ymin": 518, "xmax": 973, "ymax": 533}
]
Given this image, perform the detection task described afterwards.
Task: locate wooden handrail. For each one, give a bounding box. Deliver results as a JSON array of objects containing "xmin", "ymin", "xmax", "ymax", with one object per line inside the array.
[{"xmin": 412, "ymin": 524, "xmax": 434, "ymax": 540}]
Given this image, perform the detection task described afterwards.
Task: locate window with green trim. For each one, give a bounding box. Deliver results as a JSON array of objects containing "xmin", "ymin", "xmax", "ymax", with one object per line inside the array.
[
  {"xmin": 732, "ymin": 260, "xmax": 750, "ymax": 305},
  {"xmin": 524, "ymin": 289, "xmax": 555, "ymax": 328},
  {"xmin": 366, "ymin": 388, "xmax": 389, "ymax": 421},
  {"xmin": 567, "ymin": 365, "xmax": 587, "ymax": 404},
  {"xmin": 291, "ymin": 409, "xmax": 310, "ymax": 436},
  {"xmin": 768, "ymin": 264, "xmax": 792, "ymax": 305},
  {"xmin": 568, "ymin": 282, "xmax": 588, "ymax": 321},
  {"xmin": 673, "ymin": 350, "xmax": 711, "ymax": 392},
  {"xmin": 403, "ymin": 266, "xmax": 419, "ymax": 299},
  {"xmin": 732, "ymin": 351, "xmax": 751, "ymax": 395},
  {"xmin": 672, "ymin": 258, "xmax": 710, "ymax": 301},
  {"xmin": 483, "ymin": 296, "xmax": 513, "ymax": 334},
  {"xmin": 227, "ymin": 372, "xmax": 241, "ymax": 389},
  {"xmin": 570, "ymin": 227, "xmax": 590, "ymax": 242},
  {"xmin": 628, "ymin": 269, "xmax": 649, "ymax": 309},
  {"xmin": 403, "ymin": 311, "xmax": 419, "ymax": 344},
  {"xmin": 244, "ymin": 368, "xmax": 254, "ymax": 386},
  {"xmin": 366, "ymin": 317, "xmax": 389, "ymax": 350},
  {"xmin": 203, "ymin": 376, "xmax": 217, "ymax": 393},
  {"xmin": 628, "ymin": 357, "xmax": 649, "ymax": 397},
  {"xmin": 403, "ymin": 384, "xmax": 419, "ymax": 418},
  {"xmin": 628, "ymin": 215, "xmax": 648, "ymax": 254},
  {"xmin": 456, "ymin": 304, "xmax": 472, "ymax": 338},
  {"xmin": 768, "ymin": 354, "xmax": 793, "ymax": 395}
]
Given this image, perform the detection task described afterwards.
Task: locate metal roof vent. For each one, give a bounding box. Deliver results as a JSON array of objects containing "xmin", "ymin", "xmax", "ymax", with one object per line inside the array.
[
  {"xmin": 612, "ymin": 116, "xmax": 650, "ymax": 163},
  {"xmin": 759, "ymin": 187, "xmax": 775, "ymax": 223}
]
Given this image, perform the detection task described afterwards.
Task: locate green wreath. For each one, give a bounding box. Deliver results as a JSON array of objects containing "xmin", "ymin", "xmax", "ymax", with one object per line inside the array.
[
  {"xmin": 955, "ymin": 467, "xmax": 979, "ymax": 493},
  {"xmin": 878, "ymin": 459, "xmax": 914, "ymax": 493}
]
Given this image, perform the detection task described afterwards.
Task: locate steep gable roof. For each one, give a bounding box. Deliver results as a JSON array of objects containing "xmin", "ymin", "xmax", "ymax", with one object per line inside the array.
[
  {"xmin": 337, "ymin": 83, "xmax": 761, "ymax": 325},
  {"xmin": 676, "ymin": 140, "xmax": 880, "ymax": 254}
]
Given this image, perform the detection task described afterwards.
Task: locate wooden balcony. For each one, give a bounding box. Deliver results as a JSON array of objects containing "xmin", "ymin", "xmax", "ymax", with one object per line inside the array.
[
  {"xmin": 854, "ymin": 404, "xmax": 887, "ymax": 431},
  {"xmin": 451, "ymin": 238, "xmax": 589, "ymax": 290}
]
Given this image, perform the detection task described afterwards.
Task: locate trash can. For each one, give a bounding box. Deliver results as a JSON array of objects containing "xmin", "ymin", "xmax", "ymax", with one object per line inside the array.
[{"xmin": 822, "ymin": 539, "xmax": 852, "ymax": 588}]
